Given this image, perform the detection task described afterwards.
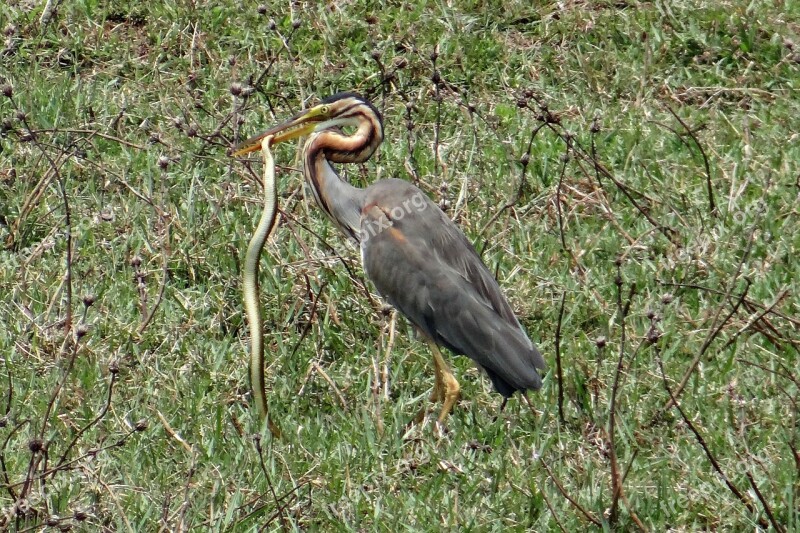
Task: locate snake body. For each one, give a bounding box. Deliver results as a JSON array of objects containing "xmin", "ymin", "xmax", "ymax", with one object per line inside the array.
[{"xmin": 242, "ymin": 137, "xmax": 281, "ymax": 437}]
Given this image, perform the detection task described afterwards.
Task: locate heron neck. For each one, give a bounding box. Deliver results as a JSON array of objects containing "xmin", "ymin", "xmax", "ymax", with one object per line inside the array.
[{"xmin": 305, "ymin": 150, "xmax": 364, "ymax": 243}]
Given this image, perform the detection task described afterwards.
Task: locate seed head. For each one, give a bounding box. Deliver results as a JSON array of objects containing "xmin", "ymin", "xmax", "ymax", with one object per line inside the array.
[
  {"xmin": 647, "ymin": 326, "xmax": 662, "ymax": 345},
  {"xmin": 595, "ymin": 336, "xmax": 607, "ymax": 349}
]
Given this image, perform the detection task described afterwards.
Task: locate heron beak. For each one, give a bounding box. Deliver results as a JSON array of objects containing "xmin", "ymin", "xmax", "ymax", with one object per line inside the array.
[{"xmin": 231, "ymin": 105, "xmax": 329, "ymax": 157}]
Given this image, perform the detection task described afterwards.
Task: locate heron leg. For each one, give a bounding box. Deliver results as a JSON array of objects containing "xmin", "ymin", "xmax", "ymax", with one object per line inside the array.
[
  {"xmin": 409, "ymin": 342, "xmax": 461, "ymax": 427},
  {"xmin": 429, "ymin": 342, "xmax": 460, "ymax": 423}
]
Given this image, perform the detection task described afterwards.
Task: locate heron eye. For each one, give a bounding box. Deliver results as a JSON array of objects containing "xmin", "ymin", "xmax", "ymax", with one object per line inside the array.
[{"xmin": 320, "ymin": 105, "xmax": 330, "ymax": 114}]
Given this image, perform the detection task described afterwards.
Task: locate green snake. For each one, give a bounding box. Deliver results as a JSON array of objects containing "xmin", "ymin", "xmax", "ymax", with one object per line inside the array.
[{"xmin": 242, "ymin": 137, "xmax": 281, "ymax": 437}]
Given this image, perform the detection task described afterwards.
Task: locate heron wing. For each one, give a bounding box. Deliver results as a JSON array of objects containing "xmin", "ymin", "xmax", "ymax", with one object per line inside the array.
[{"xmin": 360, "ymin": 180, "xmax": 546, "ymax": 395}]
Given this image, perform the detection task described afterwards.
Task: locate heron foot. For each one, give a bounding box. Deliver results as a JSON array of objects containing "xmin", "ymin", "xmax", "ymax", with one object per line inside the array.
[
  {"xmin": 430, "ymin": 342, "xmax": 460, "ymax": 423},
  {"xmin": 408, "ymin": 406, "xmax": 453, "ymax": 436},
  {"xmin": 405, "ymin": 342, "xmax": 461, "ymax": 432},
  {"xmin": 436, "ymin": 370, "xmax": 460, "ymax": 423},
  {"xmin": 409, "ymin": 370, "xmax": 460, "ymax": 430}
]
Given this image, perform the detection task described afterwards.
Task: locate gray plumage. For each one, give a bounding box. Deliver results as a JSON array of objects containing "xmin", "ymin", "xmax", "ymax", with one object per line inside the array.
[{"xmin": 360, "ymin": 179, "xmax": 546, "ymax": 397}]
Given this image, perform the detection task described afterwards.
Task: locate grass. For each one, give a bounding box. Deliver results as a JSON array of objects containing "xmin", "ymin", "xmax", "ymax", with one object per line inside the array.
[{"xmin": 1, "ymin": 0, "xmax": 798, "ymax": 530}]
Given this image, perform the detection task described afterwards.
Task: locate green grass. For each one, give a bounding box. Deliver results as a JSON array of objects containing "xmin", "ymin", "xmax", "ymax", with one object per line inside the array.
[{"xmin": 1, "ymin": 0, "xmax": 799, "ymax": 530}]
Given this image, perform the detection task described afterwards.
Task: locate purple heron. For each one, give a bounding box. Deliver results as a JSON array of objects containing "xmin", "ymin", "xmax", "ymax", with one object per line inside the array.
[{"xmin": 234, "ymin": 93, "xmax": 546, "ymax": 432}]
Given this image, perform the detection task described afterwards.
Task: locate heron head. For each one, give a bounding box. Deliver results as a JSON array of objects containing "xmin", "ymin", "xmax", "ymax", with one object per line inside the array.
[{"xmin": 231, "ymin": 92, "xmax": 381, "ymax": 157}]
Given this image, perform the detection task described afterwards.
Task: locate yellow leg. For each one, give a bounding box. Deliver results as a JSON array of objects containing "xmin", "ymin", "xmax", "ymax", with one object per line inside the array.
[
  {"xmin": 409, "ymin": 342, "xmax": 461, "ymax": 427},
  {"xmin": 429, "ymin": 342, "xmax": 460, "ymax": 423}
]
